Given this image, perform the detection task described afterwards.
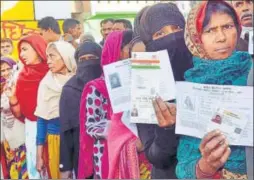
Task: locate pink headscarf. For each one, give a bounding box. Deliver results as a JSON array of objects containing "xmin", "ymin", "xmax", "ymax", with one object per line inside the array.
[{"xmin": 78, "ymin": 31, "xmax": 123, "ymax": 179}]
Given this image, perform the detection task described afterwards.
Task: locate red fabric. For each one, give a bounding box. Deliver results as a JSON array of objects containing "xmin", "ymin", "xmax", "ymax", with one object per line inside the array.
[
  {"xmin": 107, "ymin": 113, "xmax": 140, "ymax": 179},
  {"xmin": 78, "ymin": 31, "xmax": 123, "ymax": 179},
  {"xmin": 213, "ymin": 171, "xmax": 222, "ymax": 179},
  {"xmin": 196, "ymin": 1, "xmax": 242, "ymax": 35},
  {"xmin": 196, "ymin": 1, "xmax": 207, "ymax": 34},
  {"xmin": 1, "ymin": 144, "xmax": 9, "ymax": 179},
  {"xmin": 16, "ymin": 35, "xmax": 49, "ymax": 121}
]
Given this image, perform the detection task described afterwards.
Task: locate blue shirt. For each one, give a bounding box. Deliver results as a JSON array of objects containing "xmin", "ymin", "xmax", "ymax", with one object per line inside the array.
[{"xmin": 36, "ymin": 117, "xmax": 60, "ymax": 145}]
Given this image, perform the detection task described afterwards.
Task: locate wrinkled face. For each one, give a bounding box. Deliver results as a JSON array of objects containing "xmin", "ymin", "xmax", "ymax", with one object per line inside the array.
[
  {"xmin": 152, "ymin": 25, "xmax": 183, "ymax": 40},
  {"xmin": 40, "ymin": 28, "xmax": 54, "ymax": 43},
  {"xmin": 20, "ymin": 42, "xmax": 41, "ymax": 65},
  {"xmin": 101, "ymin": 21, "xmax": 114, "ymax": 39},
  {"xmin": 46, "ymin": 46, "xmax": 67, "ymax": 74},
  {"xmin": 1, "ymin": 62, "xmax": 12, "ymax": 80},
  {"xmin": 201, "ymin": 12, "xmax": 238, "ymax": 60},
  {"xmin": 1, "ymin": 42, "xmax": 13, "ymax": 56},
  {"xmin": 70, "ymin": 24, "xmax": 82, "ymax": 39},
  {"xmin": 112, "ymin": 22, "xmax": 126, "ymax": 31},
  {"xmin": 232, "ymin": 0, "xmax": 253, "ymax": 27}
]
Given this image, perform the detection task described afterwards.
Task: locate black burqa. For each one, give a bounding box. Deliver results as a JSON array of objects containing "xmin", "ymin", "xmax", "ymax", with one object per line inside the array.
[
  {"xmin": 59, "ymin": 41, "xmax": 102, "ymax": 177},
  {"xmin": 137, "ymin": 3, "xmax": 193, "ymax": 179},
  {"xmin": 60, "ymin": 41, "xmax": 102, "ymax": 132}
]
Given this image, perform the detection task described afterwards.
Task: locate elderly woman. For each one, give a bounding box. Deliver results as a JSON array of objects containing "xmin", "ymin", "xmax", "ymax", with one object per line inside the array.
[
  {"xmin": 35, "ymin": 41, "xmax": 77, "ymax": 179},
  {"xmin": 176, "ymin": 1, "xmax": 252, "ymax": 179},
  {"xmin": 136, "ymin": 2, "xmax": 193, "ymax": 179}
]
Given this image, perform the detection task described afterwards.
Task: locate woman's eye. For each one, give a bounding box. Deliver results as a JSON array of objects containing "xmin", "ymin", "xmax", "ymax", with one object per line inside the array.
[
  {"xmin": 205, "ymin": 29, "xmax": 214, "ymax": 34},
  {"xmin": 224, "ymin": 25, "xmax": 234, "ymax": 29},
  {"xmin": 155, "ymin": 31, "xmax": 164, "ymax": 37}
]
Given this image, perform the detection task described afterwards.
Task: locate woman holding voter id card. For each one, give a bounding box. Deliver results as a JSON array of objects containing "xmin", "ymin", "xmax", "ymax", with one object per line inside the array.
[
  {"xmin": 174, "ymin": 1, "xmax": 253, "ymax": 179},
  {"xmin": 136, "ymin": 2, "xmax": 193, "ymax": 179},
  {"xmin": 78, "ymin": 30, "xmax": 144, "ymax": 179}
]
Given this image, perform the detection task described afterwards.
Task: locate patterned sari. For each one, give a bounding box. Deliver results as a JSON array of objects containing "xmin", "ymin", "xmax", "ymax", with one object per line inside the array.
[{"xmin": 2, "ymin": 141, "xmax": 28, "ymax": 179}]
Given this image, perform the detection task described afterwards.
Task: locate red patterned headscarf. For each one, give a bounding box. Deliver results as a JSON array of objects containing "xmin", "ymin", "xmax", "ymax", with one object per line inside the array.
[{"xmin": 184, "ymin": 1, "xmax": 242, "ymax": 59}]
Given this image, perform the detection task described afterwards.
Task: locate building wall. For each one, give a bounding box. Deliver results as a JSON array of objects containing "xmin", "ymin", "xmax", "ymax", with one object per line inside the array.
[
  {"xmin": 1, "ymin": 1, "xmax": 70, "ymax": 60},
  {"xmin": 81, "ymin": 1, "xmax": 193, "ymax": 43}
]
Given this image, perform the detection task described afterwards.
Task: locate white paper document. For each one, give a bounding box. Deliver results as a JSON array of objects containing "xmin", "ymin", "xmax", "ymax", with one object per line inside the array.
[
  {"xmin": 249, "ymin": 31, "xmax": 253, "ymax": 55},
  {"xmin": 130, "ymin": 50, "xmax": 176, "ymax": 124},
  {"xmin": 103, "ymin": 59, "xmax": 131, "ymax": 113},
  {"xmin": 175, "ymin": 82, "xmax": 253, "ymax": 147}
]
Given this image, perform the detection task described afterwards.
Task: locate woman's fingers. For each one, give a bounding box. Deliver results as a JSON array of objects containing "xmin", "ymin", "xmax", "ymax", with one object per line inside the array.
[
  {"xmin": 207, "ymin": 140, "xmax": 229, "ymax": 163},
  {"xmin": 203, "ymin": 134, "xmax": 226, "ymax": 157},
  {"xmin": 153, "ymin": 97, "xmax": 175, "ymax": 127},
  {"xmin": 200, "ymin": 130, "xmax": 221, "ymax": 151},
  {"xmin": 210, "ymin": 146, "xmax": 231, "ymax": 169},
  {"xmin": 166, "ymin": 103, "xmax": 177, "ymax": 116},
  {"xmin": 152, "ymin": 99, "xmax": 165, "ymax": 125}
]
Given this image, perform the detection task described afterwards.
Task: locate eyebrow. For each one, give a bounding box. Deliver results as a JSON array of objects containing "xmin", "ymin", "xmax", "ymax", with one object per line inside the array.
[{"xmin": 203, "ymin": 21, "xmax": 235, "ymax": 31}]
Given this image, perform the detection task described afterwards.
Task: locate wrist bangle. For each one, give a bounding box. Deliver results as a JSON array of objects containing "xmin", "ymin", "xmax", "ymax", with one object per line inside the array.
[
  {"xmin": 196, "ymin": 160, "xmax": 217, "ymax": 178},
  {"xmin": 10, "ymin": 101, "xmax": 19, "ymax": 107}
]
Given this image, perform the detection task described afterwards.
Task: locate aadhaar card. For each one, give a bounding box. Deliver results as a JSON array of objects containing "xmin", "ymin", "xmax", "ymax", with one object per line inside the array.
[{"xmin": 207, "ymin": 108, "xmax": 249, "ymax": 144}]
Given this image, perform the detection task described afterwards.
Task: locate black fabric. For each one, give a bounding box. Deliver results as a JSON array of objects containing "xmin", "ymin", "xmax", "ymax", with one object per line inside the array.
[
  {"xmin": 60, "ymin": 59, "xmax": 102, "ymax": 132},
  {"xmin": 74, "ymin": 41, "xmax": 102, "ymax": 63},
  {"xmin": 146, "ymin": 30, "xmax": 193, "ymax": 81},
  {"xmin": 99, "ymin": 39, "xmax": 105, "ymax": 47},
  {"xmin": 236, "ymin": 37, "xmax": 249, "ymax": 52},
  {"xmin": 137, "ymin": 26, "xmax": 193, "ymax": 179},
  {"xmin": 133, "ymin": 6, "xmax": 150, "ymax": 37},
  {"xmin": 60, "ymin": 127, "xmax": 79, "ymax": 177},
  {"xmin": 60, "ymin": 41, "xmax": 102, "ymax": 132},
  {"xmin": 137, "ymin": 124, "xmax": 178, "ymax": 179},
  {"xmin": 140, "ymin": 2, "xmax": 185, "ymax": 43},
  {"xmin": 121, "ymin": 30, "xmax": 134, "ymax": 50}
]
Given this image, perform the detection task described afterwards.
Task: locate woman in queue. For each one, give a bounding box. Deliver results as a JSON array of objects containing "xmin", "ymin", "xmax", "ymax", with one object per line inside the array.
[
  {"xmin": 78, "ymin": 30, "xmax": 135, "ymax": 179},
  {"xmin": 137, "ymin": 2, "xmax": 193, "ymax": 179},
  {"xmin": 176, "ymin": 1, "xmax": 252, "ymax": 179},
  {"xmin": 1, "ymin": 56, "xmax": 28, "ymax": 179},
  {"xmin": 35, "ymin": 41, "xmax": 76, "ymax": 179},
  {"xmin": 59, "ymin": 41, "xmax": 102, "ymax": 178},
  {"xmin": 6, "ymin": 35, "xmax": 49, "ymax": 179}
]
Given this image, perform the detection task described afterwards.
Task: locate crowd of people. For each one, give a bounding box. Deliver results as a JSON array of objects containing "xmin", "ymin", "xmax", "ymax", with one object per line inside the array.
[{"xmin": 1, "ymin": 0, "xmax": 253, "ymax": 179}]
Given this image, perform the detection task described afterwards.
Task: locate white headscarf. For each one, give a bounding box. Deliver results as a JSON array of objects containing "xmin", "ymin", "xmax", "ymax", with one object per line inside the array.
[{"xmin": 35, "ymin": 41, "xmax": 77, "ymax": 120}]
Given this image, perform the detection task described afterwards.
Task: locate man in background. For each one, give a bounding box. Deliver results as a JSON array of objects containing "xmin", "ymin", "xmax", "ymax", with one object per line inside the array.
[
  {"xmin": 231, "ymin": 0, "xmax": 253, "ymax": 52},
  {"xmin": 112, "ymin": 19, "xmax": 133, "ymax": 31},
  {"xmin": 38, "ymin": 16, "xmax": 62, "ymax": 43},
  {"xmin": 1, "ymin": 38, "xmax": 14, "ymax": 57},
  {"xmin": 100, "ymin": 18, "xmax": 114, "ymax": 46},
  {"xmin": 62, "ymin": 18, "xmax": 82, "ymax": 48}
]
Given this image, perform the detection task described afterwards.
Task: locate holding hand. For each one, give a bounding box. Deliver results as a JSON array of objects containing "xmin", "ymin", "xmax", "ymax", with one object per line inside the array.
[
  {"xmin": 60, "ymin": 171, "xmax": 73, "ymax": 179},
  {"xmin": 152, "ymin": 96, "xmax": 176, "ymax": 128},
  {"xmin": 36, "ymin": 156, "xmax": 45, "ymax": 173},
  {"xmin": 136, "ymin": 138, "xmax": 144, "ymax": 152},
  {"xmin": 198, "ymin": 130, "xmax": 231, "ymax": 176},
  {"xmin": 4, "ymin": 81, "xmax": 16, "ymax": 98}
]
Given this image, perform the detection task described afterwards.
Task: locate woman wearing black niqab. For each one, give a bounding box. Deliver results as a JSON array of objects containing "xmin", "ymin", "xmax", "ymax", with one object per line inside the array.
[{"xmin": 59, "ymin": 41, "xmax": 102, "ymax": 178}]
